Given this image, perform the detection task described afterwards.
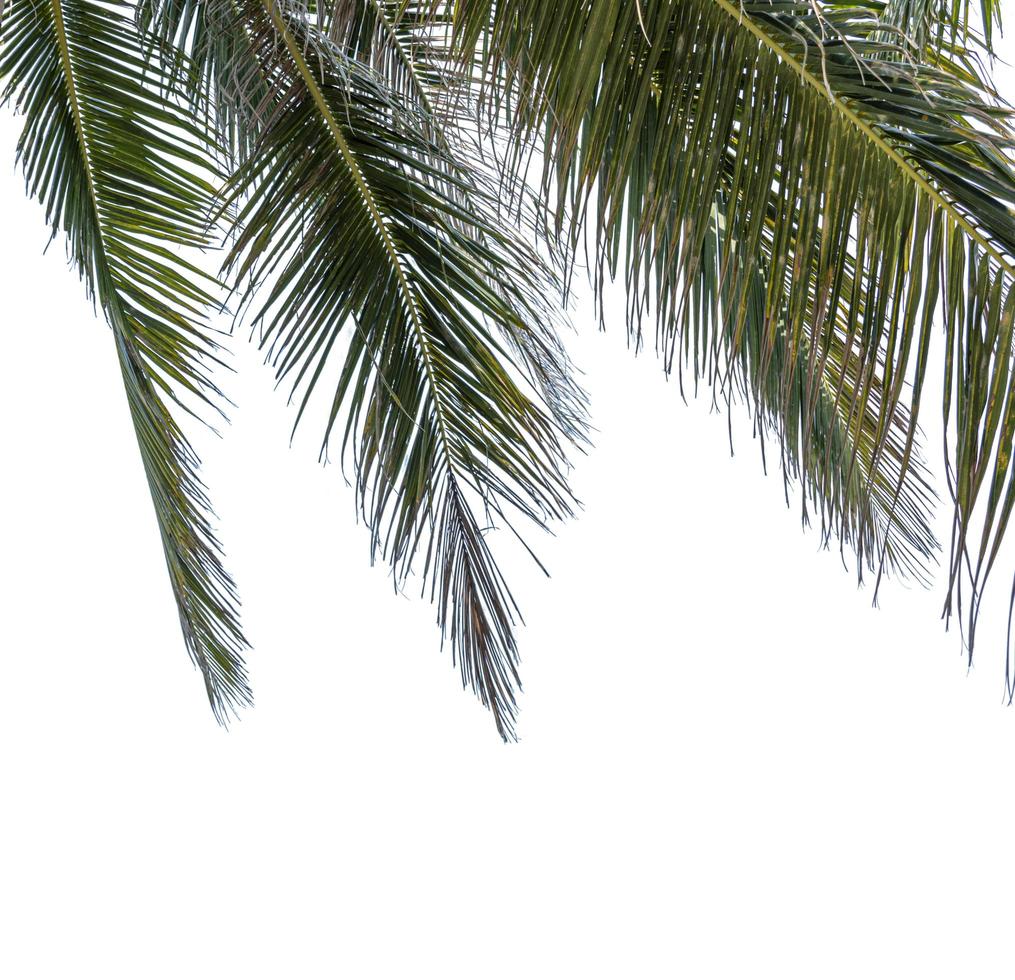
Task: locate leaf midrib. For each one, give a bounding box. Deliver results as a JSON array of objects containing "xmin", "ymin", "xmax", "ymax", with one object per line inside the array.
[{"xmin": 49, "ymin": 0, "xmax": 104, "ymax": 246}]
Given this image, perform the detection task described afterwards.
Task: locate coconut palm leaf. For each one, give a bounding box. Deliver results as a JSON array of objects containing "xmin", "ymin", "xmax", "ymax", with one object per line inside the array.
[
  {"xmin": 0, "ymin": 0, "xmax": 251, "ymax": 720},
  {"xmin": 213, "ymin": 0, "xmax": 584, "ymax": 739},
  {"xmin": 434, "ymin": 0, "xmax": 1015, "ymax": 663}
]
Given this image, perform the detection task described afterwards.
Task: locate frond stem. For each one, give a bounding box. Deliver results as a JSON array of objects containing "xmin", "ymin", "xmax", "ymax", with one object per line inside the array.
[{"xmin": 49, "ymin": 0, "xmax": 99, "ymax": 220}]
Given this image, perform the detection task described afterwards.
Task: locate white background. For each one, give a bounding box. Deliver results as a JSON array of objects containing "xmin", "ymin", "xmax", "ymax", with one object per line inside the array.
[{"xmin": 2, "ymin": 31, "xmax": 1015, "ymax": 980}]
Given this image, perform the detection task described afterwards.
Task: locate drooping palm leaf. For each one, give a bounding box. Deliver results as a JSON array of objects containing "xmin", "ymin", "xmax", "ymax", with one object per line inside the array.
[
  {"xmin": 435, "ymin": 0, "xmax": 1015, "ymax": 664},
  {"xmin": 213, "ymin": 0, "xmax": 584, "ymax": 739},
  {"xmin": 136, "ymin": 0, "xmax": 588, "ymax": 735},
  {"xmin": 0, "ymin": 0, "xmax": 251, "ymax": 720}
]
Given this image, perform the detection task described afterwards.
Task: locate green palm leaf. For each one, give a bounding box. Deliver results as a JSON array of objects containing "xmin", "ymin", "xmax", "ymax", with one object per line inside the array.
[
  {"xmin": 437, "ymin": 0, "xmax": 1015, "ymax": 663},
  {"xmin": 1, "ymin": 0, "xmax": 251, "ymax": 720},
  {"xmin": 216, "ymin": 0, "xmax": 583, "ymax": 739}
]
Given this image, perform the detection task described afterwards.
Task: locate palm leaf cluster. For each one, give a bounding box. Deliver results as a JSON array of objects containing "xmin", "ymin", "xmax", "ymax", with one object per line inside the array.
[{"xmin": 2, "ymin": 0, "xmax": 1014, "ymax": 736}]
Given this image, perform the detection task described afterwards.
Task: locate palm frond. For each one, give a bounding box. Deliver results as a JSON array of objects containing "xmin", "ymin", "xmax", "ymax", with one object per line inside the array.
[
  {"xmin": 437, "ymin": 0, "xmax": 1015, "ymax": 670},
  {"xmin": 1, "ymin": 0, "xmax": 251, "ymax": 720},
  {"xmin": 218, "ymin": 0, "xmax": 584, "ymax": 738}
]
